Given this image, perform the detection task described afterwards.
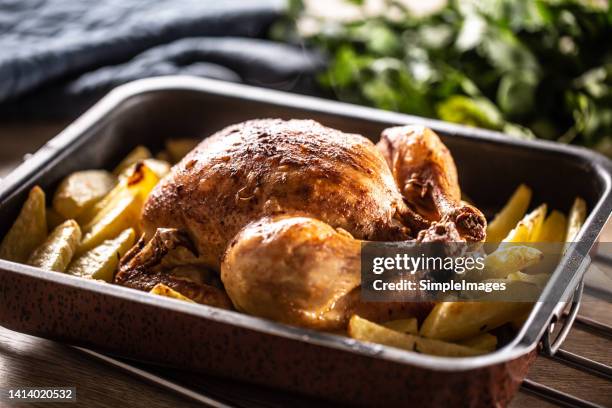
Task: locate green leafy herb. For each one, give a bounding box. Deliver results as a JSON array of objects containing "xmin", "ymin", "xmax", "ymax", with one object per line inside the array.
[{"xmin": 286, "ymin": 0, "xmax": 612, "ymax": 152}]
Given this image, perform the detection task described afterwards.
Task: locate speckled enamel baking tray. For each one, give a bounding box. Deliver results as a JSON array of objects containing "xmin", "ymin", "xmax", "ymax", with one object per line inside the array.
[{"xmin": 1, "ymin": 76, "xmax": 611, "ymax": 407}]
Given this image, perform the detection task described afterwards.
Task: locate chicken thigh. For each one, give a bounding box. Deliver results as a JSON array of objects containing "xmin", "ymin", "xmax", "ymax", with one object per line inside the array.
[{"xmin": 115, "ymin": 119, "xmax": 485, "ymax": 330}]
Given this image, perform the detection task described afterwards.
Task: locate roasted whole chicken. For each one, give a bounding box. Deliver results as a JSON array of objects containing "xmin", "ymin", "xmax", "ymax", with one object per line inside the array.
[{"xmin": 115, "ymin": 119, "xmax": 486, "ymax": 330}]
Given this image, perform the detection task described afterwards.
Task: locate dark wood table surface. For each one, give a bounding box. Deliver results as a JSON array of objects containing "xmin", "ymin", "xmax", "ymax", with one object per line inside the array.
[{"xmin": 0, "ymin": 121, "xmax": 610, "ymax": 408}]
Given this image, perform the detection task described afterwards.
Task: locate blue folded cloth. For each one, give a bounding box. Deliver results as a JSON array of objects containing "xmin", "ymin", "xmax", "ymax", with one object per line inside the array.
[{"xmin": 0, "ymin": 0, "xmax": 323, "ymax": 118}]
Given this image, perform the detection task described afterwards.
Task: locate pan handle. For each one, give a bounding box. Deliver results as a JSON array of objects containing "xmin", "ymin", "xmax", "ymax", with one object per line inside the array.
[{"xmin": 541, "ymin": 278, "xmax": 584, "ymax": 356}]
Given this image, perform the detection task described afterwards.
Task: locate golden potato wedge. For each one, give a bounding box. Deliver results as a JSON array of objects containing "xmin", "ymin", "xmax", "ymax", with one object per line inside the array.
[
  {"xmin": 142, "ymin": 159, "xmax": 171, "ymax": 179},
  {"xmin": 484, "ymin": 245, "xmax": 543, "ymax": 279},
  {"xmin": 79, "ymin": 162, "xmax": 160, "ymax": 227},
  {"xmin": 78, "ymin": 194, "xmax": 141, "ymax": 255},
  {"xmin": 27, "ymin": 220, "xmax": 81, "ymax": 272},
  {"xmin": 0, "ymin": 186, "xmax": 47, "ymax": 263},
  {"xmin": 113, "ymin": 145, "xmax": 152, "ymax": 175},
  {"xmin": 53, "ymin": 170, "xmax": 116, "ymax": 219},
  {"xmin": 46, "ymin": 207, "xmax": 66, "ymax": 231},
  {"xmin": 349, "ymin": 315, "xmax": 416, "ymax": 351},
  {"xmin": 382, "ymin": 318, "xmax": 418, "ymax": 334},
  {"xmin": 565, "ymin": 197, "xmax": 586, "ymax": 243},
  {"xmin": 413, "ymin": 336, "xmax": 485, "ymax": 357},
  {"xmin": 150, "ymin": 283, "xmax": 195, "ymax": 303},
  {"xmin": 536, "ymin": 210, "xmax": 567, "ymax": 242},
  {"xmin": 457, "ymin": 333, "xmax": 497, "ymax": 352},
  {"xmin": 78, "ymin": 164, "xmax": 159, "ymax": 253},
  {"xmin": 119, "ymin": 158, "xmax": 171, "ymax": 180},
  {"xmin": 507, "ymin": 271, "xmax": 551, "ymax": 287},
  {"xmin": 166, "ymin": 138, "xmax": 199, "ymax": 163},
  {"xmin": 67, "ymin": 228, "xmax": 136, "ymax": 282},
  {"xmin": 487, "ymin": 184, "xmax": 532, "ymax": 243},
  {"xmin": 502, "ymin": 204, "xmax": 547, "ymax": 244},
  {"xmin": 419, "ymin": 301, "xmax": 532, "ymax": 341},
  {"xmin": 156, "ymin": 150, "xmax": 171, "ymax": 162},
  {"xmin": 349, "ymin": 316, "xmax": 483, "ymax": 357}
]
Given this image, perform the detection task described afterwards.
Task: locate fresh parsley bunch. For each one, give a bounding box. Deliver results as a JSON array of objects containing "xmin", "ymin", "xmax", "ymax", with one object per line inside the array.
[{"xmin": 289, "ymin": 0, "xmax": 612, "ymax": 153}]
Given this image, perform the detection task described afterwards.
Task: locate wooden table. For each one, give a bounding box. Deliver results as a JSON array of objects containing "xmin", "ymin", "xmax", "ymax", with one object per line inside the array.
[{"xmin": 0, "ymin": 121, "xmax": 610, "ymax": 408}]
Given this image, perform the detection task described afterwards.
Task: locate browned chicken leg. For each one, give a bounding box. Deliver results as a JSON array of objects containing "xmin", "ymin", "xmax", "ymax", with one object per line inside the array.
[
  {"xmin": 221, "ymin": 215, "xmax": 432, "ymax": 330},
  {"xmin": 377, "ymin": 126, "xmax": 486, "ymax": 242}
]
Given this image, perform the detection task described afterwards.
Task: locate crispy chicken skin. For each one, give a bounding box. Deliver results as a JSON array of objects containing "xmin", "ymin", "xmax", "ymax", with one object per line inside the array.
[
  {"xmin": 222, "ymin": 215, "xmax": 432, "ymax": 330},
  {"xmin": 141, "ymin": 119, "xmax": 413, "ymax": 269},
  {"xmin": 117, "ymin": 119, "xmax": 483, "ymax": 330}
]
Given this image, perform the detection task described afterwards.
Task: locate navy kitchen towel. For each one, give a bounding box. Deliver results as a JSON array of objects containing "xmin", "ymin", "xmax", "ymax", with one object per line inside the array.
[{"xmin": 0, "ymin": 0, "xmax": 323, "ymax": 118}]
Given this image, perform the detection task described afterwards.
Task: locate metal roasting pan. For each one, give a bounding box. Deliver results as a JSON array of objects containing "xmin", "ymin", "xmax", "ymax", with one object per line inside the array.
[{"xmin": 1, "ymin": 76, "xmax": 611, "ymax": 407}]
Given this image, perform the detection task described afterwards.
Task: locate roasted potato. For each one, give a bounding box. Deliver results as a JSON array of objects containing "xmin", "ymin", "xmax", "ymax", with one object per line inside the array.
[
  {"xmin": 113, "ymin": 145, "xmax": 152, "ymax": 175},
  {"xmin": 156, "ymin": 150, "xmax": 171, "ymax": 162},
  {"xmin": 502, "ymin": 204, "xmax": 547, "ymax": 243},
  {"xmin": 150, "ymin": 283, "xmax": 195, "ymax": 302},
  {"xmin": 487, "ymin": 184, "xmax": 532, "ymax": 243},
  {"xmin": 142, "ymin": 159, "xmax": 171, "ymax": 179},
  {"xmin": 52, "ymin": 170, "xmax": 116, "ymax": 219},
  {"xmin": 0, "ymin": 186, "xmax": 47, "ymax": 263},
  {"xmin": 565, "ymin": 197, "xmax": 586, "ymax": 243},
  {"xmin": 483, "ymin": 245, "xmax": 543, "ymax": 279},
  {"xmin": 536, "ymin": 210, "xmax": 567, "ymax": 242},
  {"xmin": 28, "ymin": 220, "xmax": 81, "ymax": 272},
  {"xmin": 78, "ymin": 164, "xmax": 159, "ymax": 254},
  {"xmin": 166, "ymin": 138, "xmax": 199, "ymax": 163},
  {"xmin": 419, "ymin": 301, "xmax": 532, "ymax": 341},
  {"xmin": 507, "ymin": 271, "xmax": 551, "ymax": 287},
  {"xmin": 413, "ymin": 336, "xmax": 485, "ymax": 357},
  {"xmin": 113, "ymin": 145, "xmax": 171, "ymax": 179},
  {"xmin": 349, "ymin": 315, "xmax": 416, "ymax": 351},
  {"xmin": 67, "ymin": 228, "xmax": 136, "ymax": 282},
  {"xmin": 382, "ymin": 318, "xmax": 418, "ymax": 334},
  {"xmin": 349, "ymin": 316, "xmax": 484, "ymax": 357},
  {"xmin": 457, "ymin": 332, "xmax": 497, "ymax": 352}
]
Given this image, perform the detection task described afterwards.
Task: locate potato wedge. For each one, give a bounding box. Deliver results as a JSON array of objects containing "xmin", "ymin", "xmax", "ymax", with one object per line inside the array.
[
  {"xmin": 78, "ymin": 164, "xmax": 159, "ymax": 253},
  {"xmin": 142, "ymin": 159, "xmax": 171, "ymax": 179},
  {"xmin": 156, "ymin": 150, "xmax": 171, "ymax": 162},
  {"xmin": 487, "ymin": 184, "xmax": 532, "ymax": 243},
  {"xmin": 113, "ymin": 145, "xmax": 152, "ymax": 175},
  {"xmin": 0, "ymin": 186, "xmax": 47, "ymax": 263},
  {"xmin": 349, "ymin": 315, "xmax": 416, "ymax": 351},
  {"xmin": 413, "ymin": 336, "xmax": 485, "ymax": 357},
  {"xmin": 27, "ymin": 220, "xmax": 81, "ymax": 272},
  {"xmin": 78, "ymin": 194, "xmax": 141, "ymax": 255},
  {"xmin": 67, "ymin": 228, "xmax": 136, "ymax": 282},
  {"xmin": 119, "ymin": 158, "xmax": 171, "ymax": 180},
  {"xmin": 507, "ymin": 271, "xmax": 551, "ymax": 287},
  {"xmin": 565, "ymin": 197, "xmax": 586, "ymax": 243},
  {"xmin": 349, "ymin": 316, "xmax": 484, "ymax": 357},
  {"xmin": 166, "ymin": 138, "xmax": 199, "ymax": 163},
  {"xmin": 150, "ymin": 283, "xmax": 195, "ymax": 303},
  {"xmin": 382, "ymin": 318, "xmax": 418, "ymax": 334},
  {"xmin": 484, "ymin": 245, "xmax": 543, "ymax": 279},
  {"xmin": 457, "ymin": 333, "xmax": 497, "ymax": 352},
  {"xmin": 502, "ymin": 204, "xmax": 547, "ymax": 244},
  {"xmin": 79, "ymin": 162, "xmax": 159, "ymax": 227},
  {"xmin": 53, "ymin": 170, "xmax": 116, "ymax": 219},
  {"xmin": 536, "ymin": 210, "xmax": 567, "ymax": 242},
  {"xmin": 419, "ymin": 301, "xmax": 532, "ymax": 341}
]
